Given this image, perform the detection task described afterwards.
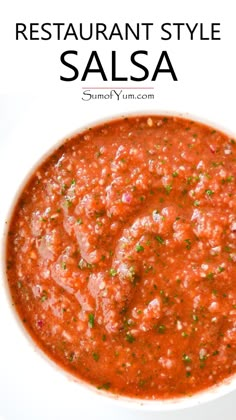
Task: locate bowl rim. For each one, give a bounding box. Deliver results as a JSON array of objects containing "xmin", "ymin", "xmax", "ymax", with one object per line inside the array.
[{"xmin": 1, "ymin": 109, "xmax": 236, "ymax": 411}]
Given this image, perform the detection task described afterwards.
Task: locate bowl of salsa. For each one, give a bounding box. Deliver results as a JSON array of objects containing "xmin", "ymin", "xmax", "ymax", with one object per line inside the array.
[{"xmin": 3, "ymin": 113, "xmax": 236, "ymax": 409}]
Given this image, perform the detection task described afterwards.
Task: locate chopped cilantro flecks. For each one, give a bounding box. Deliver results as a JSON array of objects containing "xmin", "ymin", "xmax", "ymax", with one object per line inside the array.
[
  {"xmin": 157, "ymin": 325, "xmax": 166, "ymax": 334},
  {"xmin": 125, "ymin": 333, "xmax": 135, "ymax": 343},
  {"xmin": 184, "ymin": 239, "xmax": 192, "ymax": 250},
  {"xmin": 65, "ymin": 199, "xmax": 73, "ymax": 207},
  {"xmin": 92, "ymin": 352, "xmax": 100, "ymax": 361},
  {"xmin": 205, "ymin": 189, "xmax": 214, "ymax": 196},
  {"xmin": 165, "ymin": 184, "xmax": 173, "ymax": 194},
  {"xmin": 41, "ymin": 291, "xmax": 48, "ymax": 302},
  {"xmin": 61, "ymin": 184, "xmax": 68, "ymax": 195},
  {"xmin": 182, "ymin": 354, "xmax": 191, "ymax": 363},
  {"xmin": 109, "ymin": 268, "xmax": 117, "ymax": 277},
  {"xmin": 88, "ymin": 313, "xmax": 95, "ymax": 328},
  {"xmin": 155, "ymin": 235, "xmax": 165, "ymax": 245},
  {"xmin": 97, "ymin": 382, "xmax": 111, "ymax": 390},
  {"xmin": 69, "ymin": 352, "xmax": 75, "ymax": 362},
  {"xmin": 136, "ymin": 244, "xmax": 144, "ymax": 253}
]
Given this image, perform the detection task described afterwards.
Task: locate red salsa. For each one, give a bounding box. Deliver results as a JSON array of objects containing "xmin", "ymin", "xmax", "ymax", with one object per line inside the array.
[{"xmin": 6, "ymin": 115, "xmax": 236, "ymax": 399}]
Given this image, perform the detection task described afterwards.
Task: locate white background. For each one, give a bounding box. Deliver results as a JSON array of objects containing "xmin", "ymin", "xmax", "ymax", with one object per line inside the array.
[{"xmin": 0, "ymin": 0, "xmax": 236, "ymax": 419}]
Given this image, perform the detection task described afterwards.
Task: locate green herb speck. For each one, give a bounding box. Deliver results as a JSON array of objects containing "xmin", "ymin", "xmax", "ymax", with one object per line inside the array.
[
  {"xmin": 182, "ymin": 354, "xmax": 191, "ymax": 363},
  {"xmin": 184, "ymin": 239, "xmax": 192, "ymax": 250},
  {"xmin": 158, "ymin": 325, "xmax": 166, "ymax": 334},
  {"xmin": 61, "ymin": 261, "xmax": 67, "ymax": 270},
  {"xmin": 88, "ymin": 313, "xmax": 95, "ymax": 328},
  {"xmin": 125, "ymin": 333, "xmax": 135, "ymax": 343},
  {"xmin": 136, "ymin": 244, "xmax": 144, "ymax": 253},
  {"xmin": 98, "ymin": 382, "xmax": 111, "ymax": 390},
  {"xmin": 165, "ymin": 184, "xmax": 172, "ymax": 194},
  {"xmin": 41, "ymin": 291, "xmax": 48, "ymax": 302},
  {"xmin": 109, "ymin": 268, "xmax": 117, "ymax": 277},
  {"xmin": 92, "ymin": 352, "xmax": 100, "ymax": 361},
  {"xmin": 155, "ymin": 235, "xmax": 165, "ymax": 245},
  {"xmin": 205, "ymin": 189, "xmax": 214, "ymax": 196}
]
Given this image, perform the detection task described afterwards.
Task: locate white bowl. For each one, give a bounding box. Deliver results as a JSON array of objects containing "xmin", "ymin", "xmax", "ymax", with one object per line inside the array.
[{"xmin": 1, "ymin": 110, "xmax": 236, "ymax": 413}]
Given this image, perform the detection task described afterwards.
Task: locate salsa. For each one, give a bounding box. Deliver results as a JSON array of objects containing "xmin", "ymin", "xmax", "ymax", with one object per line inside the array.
[{"xmin": 6, "ymin": 115, "xmax": 236, "ymax": 399}]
